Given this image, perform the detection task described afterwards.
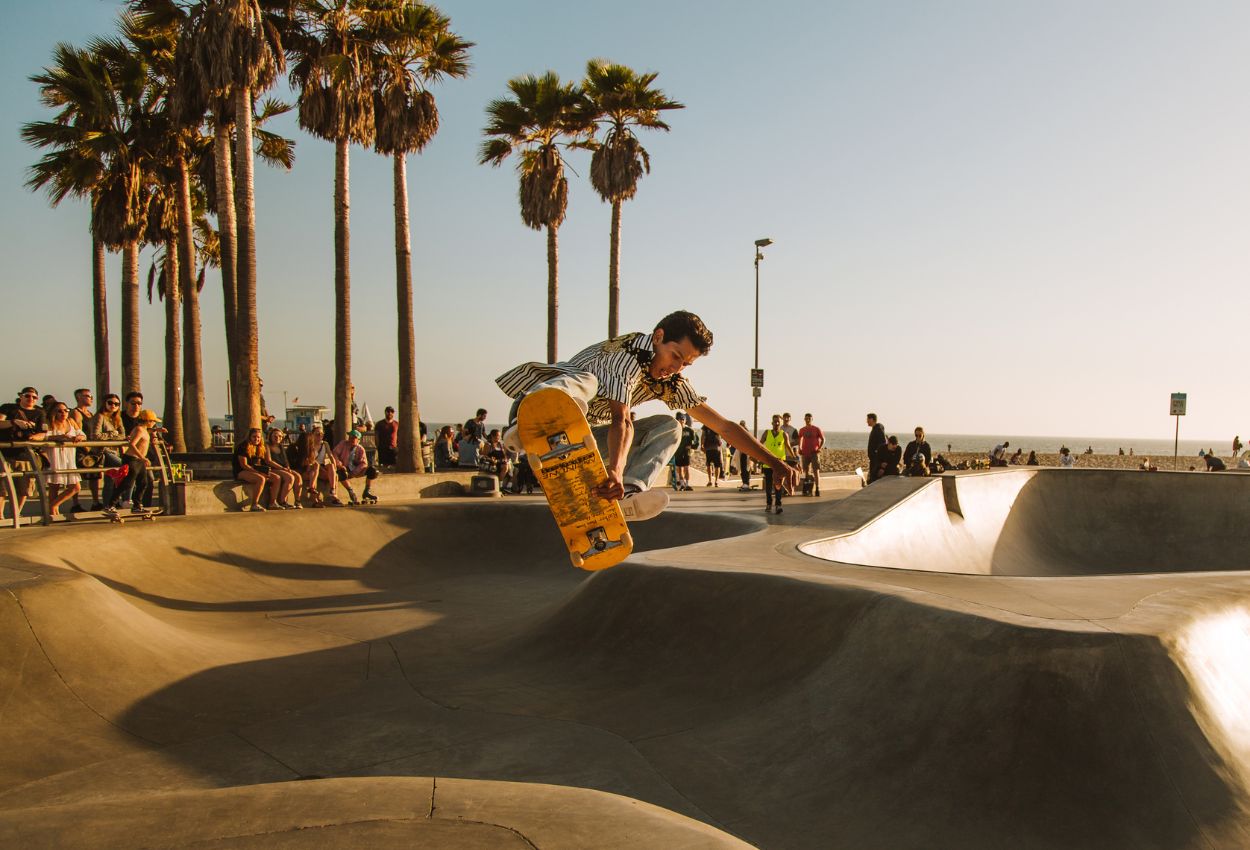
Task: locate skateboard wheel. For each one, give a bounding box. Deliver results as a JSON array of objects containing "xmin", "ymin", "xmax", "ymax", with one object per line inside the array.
[
  {"xmin": 570, "ymin": 551, "xmax": 584, "ymax": 568},
  {"xmin": 528, "ymin": 454, "xmax": 543, "ymax": 472},
  {"xmin": 582, "ymin": 434, "xmax": 596, "ymax": 452},
  {"xmin": 621, "ymin": 531, "xmax": 633, "ymax": 550}
]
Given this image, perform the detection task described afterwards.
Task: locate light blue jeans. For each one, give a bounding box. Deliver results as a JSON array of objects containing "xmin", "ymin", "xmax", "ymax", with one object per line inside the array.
[{"xmin": 508, "ymin": 371, "xmax": 681, "ymax": 492}]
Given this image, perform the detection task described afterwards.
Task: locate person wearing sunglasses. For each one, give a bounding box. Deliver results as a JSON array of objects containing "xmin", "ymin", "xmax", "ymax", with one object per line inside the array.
[
  {"xmin": 87, "ymin": 395, "xmax": 126, "ymax": 510},
  {"xmin": 0, "ymin": 387, "xmax": 49, "ymax": 521}
]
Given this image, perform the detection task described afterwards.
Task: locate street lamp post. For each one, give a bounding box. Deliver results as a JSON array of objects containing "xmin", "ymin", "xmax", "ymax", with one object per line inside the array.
[{"xmin": 752, "ymin": 237, "xmax": 772, "ymax": 438}]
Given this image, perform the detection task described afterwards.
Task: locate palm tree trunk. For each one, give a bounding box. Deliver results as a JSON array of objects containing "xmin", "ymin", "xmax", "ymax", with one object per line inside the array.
[
  {"xmin": 392, "ymin": 154, "xmax": 420, "ymax": 473},
  {"xmin": 92, "ymin": 232, "xmax": 110, "ymax": 401},
  {"xmin": 121, "ymin": 240, "xmax": 141, "ymax": 399},
  {"xmin": 214, "ymin": 122, "xmax": 240, "ymax": 427},
  {"xmin": 178, "ymin": 155, "xmax": 210, "ymax": 451},
  {"xmin": 547, "ymin": 224, "xmax": 559, "ymax": 363},
  {"xmin": 162, "ymin": 245, "xmax": 186, "ymax": 452},
  {"xmin": 390, "ymin": 152, "xmax": 420, "ymax": 472},
  {"xmin": 334, "ymin": 136, "xmax": 352, "ymax": 441},
  {"xmin": 608, "ymin": 199, "xmax": 621, "ymax": 339},
  {"xmin": 233, "ymin": 85, "xmax": 261, "ymax": 436}
]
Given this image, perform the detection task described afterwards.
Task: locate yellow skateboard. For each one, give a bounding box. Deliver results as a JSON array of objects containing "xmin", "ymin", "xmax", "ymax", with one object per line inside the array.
[{"xmin": 517, "ymin": 388, "xmax": 633, "ymax": 570}]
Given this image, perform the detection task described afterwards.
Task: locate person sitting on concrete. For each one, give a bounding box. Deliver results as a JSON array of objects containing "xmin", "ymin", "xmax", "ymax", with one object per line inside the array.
[
  {"xmin": 1204, "ymin": 453, "xmax": 1227, "ymax": 472},
  {"xmin": 457, "ymin": 422, "xmax": 483, "ymax": 469},
  {"xmin": 265, "ymin": 428, "xmax": 302, "ymax": 509},
  {"xmin": 332, "ymin": 430, "xmax": 378, "ymax": 504},
  {"xmin": 297, "ymin": 426, "xmax": 342, "ymax": 507},
  {"xmin": 875, "ymin": 436, "xmax": 902, "ymax": 479},
  {"xmin": 433, "ymin": 425, "xmax": 458, "ymax": 469},
  {"xmin": 234, "ymin": 427, "xmax": 283, "ymax": 511}
]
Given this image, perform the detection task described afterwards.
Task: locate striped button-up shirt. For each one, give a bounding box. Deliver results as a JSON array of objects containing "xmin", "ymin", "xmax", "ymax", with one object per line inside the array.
[{"xmin": 496, "ymin": 332, "xmax": 705, "ymax": 426}]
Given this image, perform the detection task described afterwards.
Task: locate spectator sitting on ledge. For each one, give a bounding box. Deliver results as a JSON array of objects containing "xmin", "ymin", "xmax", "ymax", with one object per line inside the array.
[
  {"xmin": 1, "ymin": 386, "xmax": 49, "ymax": 520},
  {"xmin": 332, "ymin": 429, "xmax": 378, "ymax": 505}
]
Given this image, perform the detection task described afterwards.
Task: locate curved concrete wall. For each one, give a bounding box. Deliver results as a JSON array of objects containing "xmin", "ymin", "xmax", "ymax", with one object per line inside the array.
[{"xmin": 802, "ymin": 469, "xmax": 1250, "ymax": 576}]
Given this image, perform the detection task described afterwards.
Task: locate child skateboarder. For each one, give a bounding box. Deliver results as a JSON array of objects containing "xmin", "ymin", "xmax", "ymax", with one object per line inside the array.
[{"xmin": 498, "ymin": 310, "xmax": 800, "ymax": 521}]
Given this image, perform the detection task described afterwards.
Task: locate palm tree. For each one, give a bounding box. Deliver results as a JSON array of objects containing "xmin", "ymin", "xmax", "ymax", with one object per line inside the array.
[
  {"xmin": 582, "ymin": 60, "xmax": 683, "ymax": 338},
  {"xmin": 372, "ymin": 2, "xmax": 471, "ymax": 472},
  {"xmin": 480, "ymin": 71, "xmax": 592, "ymax": 363},
  {"xmin": 187, "ymin": 0, "xmax": 287, "ymax": 437},
  {"xmin": 23, "ymin": 43, "xmax": 113, "ymax": 404},
  {"xmin": 84, "ymin": 33, "xmax": 162, "ymax": 401},
  {"xmin": 289, "ymin": 0, "xmax": 386, "ymax": 440},
  {"xmin": 126, "ymin": 3, "xmax": 209, "ymax": 450}
]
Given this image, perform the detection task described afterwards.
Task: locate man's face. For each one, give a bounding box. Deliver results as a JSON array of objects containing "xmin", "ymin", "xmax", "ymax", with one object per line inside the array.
[
  {"xmin": 18, "ymin": 390, "xmax": 38, "ymax": 409},
  {"xmin": 385, "ymin": 411, "xmax": 395, "ymax": 421},
  {"xmin": 127, "ymin": 396, "xmax": 143, "ymax": 412},
  {"xmin": 866, "ymin": 416, "xmax": 875, "ymax": 427},
  {"xmin": 804, "ymin": 415, "xmax": 812, "ymax": 424},
  {"xmin": 75, "ymin": 390, "xmax": 93, "ymax": 407},
  {"xmin": 649, "ymin": 330, "xmax": 702, "ymax": 380},
  {"xmin": 771, "ymin": 416, "xmax": 782, "ymax": 429}
]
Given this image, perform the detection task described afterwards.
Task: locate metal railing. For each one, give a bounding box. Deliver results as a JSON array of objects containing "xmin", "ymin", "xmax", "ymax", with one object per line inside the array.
[{"xmin": 0, "ymin": 438, "xmax": 175, "ymax": 529}]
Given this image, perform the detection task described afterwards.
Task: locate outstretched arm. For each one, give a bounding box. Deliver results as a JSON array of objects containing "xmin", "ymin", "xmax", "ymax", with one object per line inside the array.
[
  {"xmin": 688, "ymin": 402, "xmax": 799, "ymax": 493},
  {"xmin": 593, "ymin": 400, "xmax": 634, "ymax": 501}
]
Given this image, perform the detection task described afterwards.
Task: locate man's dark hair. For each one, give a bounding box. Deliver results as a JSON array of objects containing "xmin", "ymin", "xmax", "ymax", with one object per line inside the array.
[
  {"xmin": 654, "ymin": 311, "xmax": 713, "ymax": 353},
  {"xmin": 476, "ymin": 408, "xmax": 487, "ymax": 417},
  {"xmin": 867, "ymin": 413, "xmax": 877, "ymax": 422},
  {"xmin": 125, "ymin": 391, "xmax": 143, "ymax": 402}
]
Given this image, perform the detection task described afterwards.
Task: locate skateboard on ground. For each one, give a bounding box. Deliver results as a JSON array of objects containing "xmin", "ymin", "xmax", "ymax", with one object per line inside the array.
[
  {"xmin": 104, "ymin": 507, "xmax": 162, "ymax": 524},
  {"xmin": 517, "ymin": 388, "xmax": 633, "ymax": 571}
]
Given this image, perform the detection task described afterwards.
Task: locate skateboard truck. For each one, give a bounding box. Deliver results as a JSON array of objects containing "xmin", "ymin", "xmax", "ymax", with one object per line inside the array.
[
  {"xmin": 535, "ymin": 432, "xmax": 597, "ymax": 467},
  {"xmin": 571, "ymin": 526, "xmax": 632, "ymax": 568}
]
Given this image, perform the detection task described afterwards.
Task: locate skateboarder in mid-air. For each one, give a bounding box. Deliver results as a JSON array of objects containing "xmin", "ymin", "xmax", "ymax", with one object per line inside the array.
[{"xmin": 499, "ymin": 310, "xmax": 800, "ymax": 522}]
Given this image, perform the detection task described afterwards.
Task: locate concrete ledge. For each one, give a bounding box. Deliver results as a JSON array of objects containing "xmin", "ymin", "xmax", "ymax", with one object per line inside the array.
[{"xmin": 185, "ymin": 470, "xmax": 476, "ymax": 513}]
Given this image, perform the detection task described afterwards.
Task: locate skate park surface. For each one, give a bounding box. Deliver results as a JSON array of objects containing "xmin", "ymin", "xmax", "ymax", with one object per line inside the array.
[{"xmin": 3, "ymin": 468, "xmax": 1250, "ymax": 849}]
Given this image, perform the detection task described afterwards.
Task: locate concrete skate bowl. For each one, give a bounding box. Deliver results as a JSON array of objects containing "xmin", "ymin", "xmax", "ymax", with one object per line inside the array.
[
  {"xmin": 3, "ymin": 495, "xmax": 1250, "ymax": 849},
  {"xmin": 0, "ymin": 503, "xmax": 761, "ymax": 849},
  {"xmin": 800, "ymin": 468, "xmax": 1250, "ymax": 576}
]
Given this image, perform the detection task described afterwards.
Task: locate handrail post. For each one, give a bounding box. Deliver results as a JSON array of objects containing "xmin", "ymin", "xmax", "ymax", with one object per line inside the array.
[
  {"xmin": 0, "ymin": 454, "xmax": 19, "ymax": 529},
  {"xmin": 25, "ymin": 445, "xmax": 51, "ymax": 526}
]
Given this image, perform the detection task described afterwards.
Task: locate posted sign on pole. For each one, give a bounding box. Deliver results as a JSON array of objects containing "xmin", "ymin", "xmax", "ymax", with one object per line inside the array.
[{"xmin": 1171, "ymin": 392, "xmax": 1186, "ymax": 470}]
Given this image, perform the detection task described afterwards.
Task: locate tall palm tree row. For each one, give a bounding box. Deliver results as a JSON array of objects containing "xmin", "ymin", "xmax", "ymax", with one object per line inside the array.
[
  {"xmin": 24, "ymin": 6, "xmax": 686, "ymax": 454},
  {"xmin": 480, "ymin": 61, "xmax": 682, "ymax": 358},
  {"xmin": 480, "ymin": 71, "xmax": 594, "ymax": 364}
]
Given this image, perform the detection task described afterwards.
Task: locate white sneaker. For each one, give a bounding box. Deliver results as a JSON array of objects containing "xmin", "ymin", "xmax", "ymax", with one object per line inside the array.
[
  {"xmin": 619, "ymin": 488, "xmax": 669, "ymax": 522},
  {"xmin": 502, "ymin": 423, "xmax": 522, "ymax": 452}
]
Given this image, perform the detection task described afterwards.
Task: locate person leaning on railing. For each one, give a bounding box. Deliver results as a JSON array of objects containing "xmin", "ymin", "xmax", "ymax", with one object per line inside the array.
[
  {"xmin": 0, "ymin": 386, "xmax": 49, "ymax": 520},
  {"xmin": 82, "ymin": 393, "xmax": 127, "ymax": 510},
  {"xmin": 42, "ymin": 401, "xmax": 86, "ymax": 520}
]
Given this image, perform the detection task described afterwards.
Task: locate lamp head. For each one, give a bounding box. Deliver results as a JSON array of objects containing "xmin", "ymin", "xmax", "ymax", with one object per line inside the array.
[{"xmin": 754, "ymin": 238, "xmax": 773, "ymax": 247}]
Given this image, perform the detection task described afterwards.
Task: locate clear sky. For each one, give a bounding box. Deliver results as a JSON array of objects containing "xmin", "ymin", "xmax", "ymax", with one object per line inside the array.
[{"xmin": 2, "ymin": 0, "xmax": 1246, "ymax": 442}]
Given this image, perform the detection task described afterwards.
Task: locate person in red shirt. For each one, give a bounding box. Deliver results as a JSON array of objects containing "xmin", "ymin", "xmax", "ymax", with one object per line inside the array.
[{"xmin": 797, "ymin": 412, "xmax": 825, "ymax": 496}]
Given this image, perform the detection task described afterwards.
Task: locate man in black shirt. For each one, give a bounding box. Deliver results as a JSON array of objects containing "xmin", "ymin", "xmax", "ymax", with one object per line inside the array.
[
  {"xmin": 1, "ymin": 386, "xmax": 49, "ymax": 518},
  {"xmin": 866, "ymin": 412, "xmax": 886, "ymax": 482}
]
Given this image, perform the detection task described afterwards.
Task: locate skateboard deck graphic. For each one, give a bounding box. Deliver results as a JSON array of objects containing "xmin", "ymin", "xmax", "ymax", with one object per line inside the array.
[{"xmin": 517, "ymin": 388, "xmax": 633, "ymax": 571}]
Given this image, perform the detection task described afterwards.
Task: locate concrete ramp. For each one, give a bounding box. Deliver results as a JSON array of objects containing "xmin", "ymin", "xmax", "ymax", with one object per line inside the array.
[
  {"xmin": 802, "ymin": 468, "xmax": 1250, "ymax": 576},
  {"xmin": 3, "ymin": 493, "xmax": 1250, "ymax": 848}
]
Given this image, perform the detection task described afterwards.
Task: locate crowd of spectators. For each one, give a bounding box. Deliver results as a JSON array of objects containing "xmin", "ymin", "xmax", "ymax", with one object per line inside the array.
[{"xmin": 1, "ymin": 385, "xmax": 168, "ymax": 523}]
